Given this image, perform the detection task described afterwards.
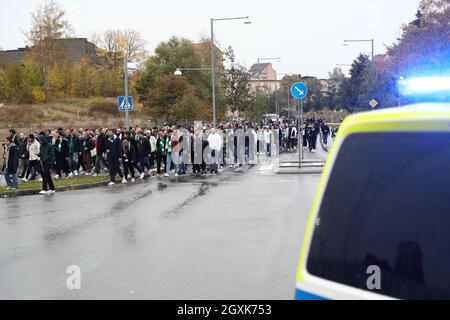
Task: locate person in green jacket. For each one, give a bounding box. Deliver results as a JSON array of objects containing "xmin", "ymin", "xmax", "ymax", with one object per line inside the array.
[{"xmin": 38, "ymin": 134, "xmax": 56, "ymax": 195}]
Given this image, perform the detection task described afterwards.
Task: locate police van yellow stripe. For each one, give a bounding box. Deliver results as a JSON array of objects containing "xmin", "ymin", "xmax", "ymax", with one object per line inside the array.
[{"xmin": 295, "ymin": 103, "xmax": 450, "ymax": 300}]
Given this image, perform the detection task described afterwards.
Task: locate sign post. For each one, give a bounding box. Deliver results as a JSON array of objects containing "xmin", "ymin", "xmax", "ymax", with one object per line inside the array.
[
  {"xmin": 124, "ymin": 56, "xmax": 129, "ymax": 129},
  {"xmin": 291, "ymin": 82, "xmax": 308, "ymax": 168}
]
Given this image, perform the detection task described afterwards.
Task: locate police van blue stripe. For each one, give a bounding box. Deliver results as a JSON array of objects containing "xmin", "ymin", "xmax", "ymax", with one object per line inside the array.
[{"xmin": 295, "ymin": 288, "xmax": 327, "ymax": 300}]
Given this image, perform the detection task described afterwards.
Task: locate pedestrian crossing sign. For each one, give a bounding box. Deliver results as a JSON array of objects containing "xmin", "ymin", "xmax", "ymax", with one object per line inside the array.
[{"xmin": 118, "ymin": 96, "xmax": 133, "ymax": 111}]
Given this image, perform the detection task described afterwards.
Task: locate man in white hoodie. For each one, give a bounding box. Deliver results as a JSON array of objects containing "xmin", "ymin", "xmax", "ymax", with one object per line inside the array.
[{"xmin": 207, "ymin": 128, "xmax": 222, "ymax": 174}]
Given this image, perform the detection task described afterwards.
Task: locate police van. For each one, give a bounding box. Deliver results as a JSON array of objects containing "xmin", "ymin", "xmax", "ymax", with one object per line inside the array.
[{"xmin": 295, "ymin": 103, "xmax": 450, "ymax": 300}]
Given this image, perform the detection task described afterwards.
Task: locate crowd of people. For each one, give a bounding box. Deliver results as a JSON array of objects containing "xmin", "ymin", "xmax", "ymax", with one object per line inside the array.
[{"xmin": 1, "ymin": 118, "xmax": 336, "ymax": 194}]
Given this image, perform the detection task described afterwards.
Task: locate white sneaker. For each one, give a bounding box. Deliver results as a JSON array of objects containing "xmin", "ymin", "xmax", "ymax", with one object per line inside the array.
[
  {"xmin": 53, "ymin": 175, "xmax": 60, "ymax": 179},
  {"xmin": 92, "ymin": 173, "xmax": 98, "ymax": 177},
  {"xmin": 140, "ymin": 173, "xmax": 145, "ymax": 179},
  {"xmin": 68, "ymin": 173, "xmax": 74, "ymax": 178},
  {"xmin": 174, "ymin": 173, "xmax": 179, "ymax": 177},
  {"xmin": 127, "ymin": 174, "xmax": 131, "ymax": 179},
  {"xmin": 21, "ymin": 178, "xmax": 28, "ymax": 183},
  {"xmin": 48, "ymin": 190, "xmax": 56, "ymax": 194},
  {"xmin": 107, "ymin": 182, "xmax": 116, "ymax": 187},
  {"xmin": 131, "ymin": 178, "xmax": 135, "ymax": 183},
  {"xmin": 38, "ymin": 177, "xmax": 43, "ymax": 182},
  {"xmin": 39, "ymin": 190, "xmax": 49, "ymax": 195},
  {"xmin": 74, "ymin": 170, "xmax": 78, "ymax": 176},
  {"xmin": 121, "ymin": 178, "xmax": 128, "ymax": 184},
  {"xmin": 164, "ymin": 173, "xmax": 169, "ymax": 177},
  {"xmin": 85, "ymin": 172, "xmax": 91, "ymax": 176}
]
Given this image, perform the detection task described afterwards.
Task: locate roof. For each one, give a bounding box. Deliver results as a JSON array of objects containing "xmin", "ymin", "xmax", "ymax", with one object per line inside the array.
[
  {"xmin": 0, "ymin": 38, "xmax": 99, "ymax": 65},
  {"xmin": 249, "ymin": 63, "xmax": 271, "ymax": 73}
]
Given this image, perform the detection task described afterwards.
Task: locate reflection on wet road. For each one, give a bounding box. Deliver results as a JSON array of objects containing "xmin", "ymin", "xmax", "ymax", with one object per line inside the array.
[{"xmin": 0, "ymin": 155, "xmax": 322, "ymax": 299}]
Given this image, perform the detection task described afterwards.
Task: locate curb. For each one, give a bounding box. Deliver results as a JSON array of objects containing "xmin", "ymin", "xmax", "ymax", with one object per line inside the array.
[{"xmin": 0, "ymin": 173, "xmax": 156, "ymax": 198}]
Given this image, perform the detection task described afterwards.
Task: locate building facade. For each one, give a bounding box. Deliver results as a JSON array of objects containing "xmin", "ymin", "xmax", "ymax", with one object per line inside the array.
[{"xmin": 248, "ymin": 62, "xmax": 279, "ymax": 94}]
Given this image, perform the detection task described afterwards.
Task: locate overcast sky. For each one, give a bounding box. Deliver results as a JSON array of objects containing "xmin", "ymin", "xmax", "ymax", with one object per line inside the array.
[{"xmin": 0, "ymin": 0, "xmax": 422, "ymax": 78}]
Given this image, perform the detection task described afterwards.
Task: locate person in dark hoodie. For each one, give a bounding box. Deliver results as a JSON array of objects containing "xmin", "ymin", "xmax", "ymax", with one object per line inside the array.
[
  {"xmin": 38, "ymin": 133, "xmax": 56, "ymax": 195},
  {"xmin": 54, "ymin": 130, "xmax": 71, "ymax": 179},
  {"xmin": 106, "ymin": 129, "xmax": 126, "ymax": 186},
  {"xmin": 4, "ymin": 136, "xmax": 19, "ymax": 190}
]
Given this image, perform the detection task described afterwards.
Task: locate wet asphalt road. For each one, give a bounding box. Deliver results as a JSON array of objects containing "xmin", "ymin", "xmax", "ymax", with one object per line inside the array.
[{"xmin": 0, "ymin": 149, "xmax": 327, "ymax": 300}]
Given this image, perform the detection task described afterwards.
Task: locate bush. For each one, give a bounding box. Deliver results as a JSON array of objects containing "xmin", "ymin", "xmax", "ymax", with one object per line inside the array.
[{"xmin": 88, "ymin": 98, "xmax": 116, "ymax": 115}]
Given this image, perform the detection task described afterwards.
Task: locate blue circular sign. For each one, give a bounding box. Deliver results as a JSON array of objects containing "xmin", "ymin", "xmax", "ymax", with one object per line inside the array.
[{"xmin": 291, "ymin": 82, "xmax": 308, "ymax": 100}]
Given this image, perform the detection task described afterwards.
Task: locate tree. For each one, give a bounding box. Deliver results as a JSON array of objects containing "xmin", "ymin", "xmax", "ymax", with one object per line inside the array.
[
  {"xmin": 137, "ymin": 36, "xmax": 215, "ymax": 122},
  {"xmin": 97, "ymin": 29, "xmax": 147, "ymax": 70},
  {"xmin": 222, "ymin": 46, "xmax": 253, "ymax": 115},
  {"xmin": 141, "ymin": 74, "xmax": 208, "ymax": 123},
  {"xmin": 339, "ymin": 54, "xmax": 371, "ymax": 111},
  {"xmin": 25, "ymin": 0, "xmax": 74, "ymax": 76},
  {"xmin": 387, "ymin": 0, "xmax": 449, "ymax": 78},
  {"xmin": 326, "ymin": 68, "xmax": 346, "ymax": 108}
]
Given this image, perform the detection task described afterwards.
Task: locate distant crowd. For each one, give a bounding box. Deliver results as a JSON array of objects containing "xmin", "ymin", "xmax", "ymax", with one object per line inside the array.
[{"xmin": 1, "ymin": 118, "xmax": 336, "ymax": 194}]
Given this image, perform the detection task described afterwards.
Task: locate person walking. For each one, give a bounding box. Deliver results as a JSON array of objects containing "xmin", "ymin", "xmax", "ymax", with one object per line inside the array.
[
  {"xmin": 23, "ymin": 134, "xmax": 42, "ymax": 182},
  {"xmin": 106, "ymin": 129, "xmax": 126, "ymax": 186},
  {"xmin": 54, "ymin": 130, "xmax": 71, "ymax": 179},
  {"xmin": 149, "ymin": 131, "xmax": 157, "ymax": 170},
  {"xmin": 164, "ymin": 130, "xmax": 173, "ymax": 177},
  {"xmin": 17, "ymin": 133, "xmax": 28, "ymax": 179},
  {"xmin": 93, "ymin": 129, "xmax": 107, "ymax": 177},
  {"xmin": 3, "ymin": 137, "xmax": 19, "ymax": 190},
  {"xmin": 207, "ymin": 127, "xmax": 222, "ymax": 174},
  {"xmin": 156, "ymin": 129, "xmax": 166, "ymax": 176},
  {"xmin": 68, "ymin": 130, "xmax": 81, "ymax": 176},
  {"xmin": 38, "ymin": 134, "xmax": 56, "ymax": 195},
  {"xmin": 122, "ymin": 138, "xmax": 137, "ymax": 183},
  {"xmin": 135, "ymin": 128, "xmax": 150, "ymax": 179},
  {"xmin": 263, "ymin": 127, "xmax": 273, "ymax": 158},
  {"xmin": 82, "ymin": 132, "xmax": 95, "ymax": 175}
]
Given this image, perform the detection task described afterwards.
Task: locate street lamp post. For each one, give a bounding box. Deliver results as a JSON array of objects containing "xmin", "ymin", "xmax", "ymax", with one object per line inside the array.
[
  {"xmin": 343, "ymin": 39, "xmax": 375, "ymax": 60},
  {"xmin": 211, "ymin": 16, "xmax": 251, "ymax": 126}
]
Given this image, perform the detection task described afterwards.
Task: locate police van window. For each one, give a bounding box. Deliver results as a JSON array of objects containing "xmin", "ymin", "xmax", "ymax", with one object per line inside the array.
[{"xmin": 307, "ymin": 132, "xmax": 450, "ymax": 300}]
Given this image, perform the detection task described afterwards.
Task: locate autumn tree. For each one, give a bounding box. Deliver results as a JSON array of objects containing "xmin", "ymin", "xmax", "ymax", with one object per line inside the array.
[
  {"xmin": 222, "ymin": 46, "xmax": 253, "ymax": 115},
  {"xmin": 25, "ymin": 0, "xmax": 74, "ymax": 78},
  {"xmin": 137, "ymin": 36, "xmax": 215, "ymax": 122},
  {"xmin": 96, "ymin": 29, "xmax": 147, "ymax": 70}
]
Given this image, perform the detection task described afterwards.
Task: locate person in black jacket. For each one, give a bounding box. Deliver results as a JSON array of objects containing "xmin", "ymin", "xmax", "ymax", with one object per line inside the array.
[
  {"xmin": 18, "ymin": 132, "xmax": 29, "ymax": 179},
  {"xmin": 122, "ymin": 138, "xmax": 137, "ymax": 183},
  {"xmin": 94, "ymin": 129, "xmax": 107, "ymax": 176},
  {"xmin": 54, "ymin": 130, "xmax": 71, "ymax": 178},
  {"xmin": 106, "ymin": 129, "xmax": 125, "ymax": 186},
  {"xmin": 82, "ymin": 132, "xmax": 95, "ymax": 174},
  {"xmin": 134, "ymin": 128, "xmax": 150, "ymax": 178},
  {"xmin": 4, "ymin": 136, "xmax": 19, "ymax": 189},
  {"xmin": 38, "ymin": 133, "xmax": 56, "ymax": 194}
]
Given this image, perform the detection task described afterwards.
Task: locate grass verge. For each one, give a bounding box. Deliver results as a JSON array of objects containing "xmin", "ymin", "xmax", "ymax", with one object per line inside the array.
[{"xmin": 0, "ymin": 175, "xmax": 110, "ymax": 193}]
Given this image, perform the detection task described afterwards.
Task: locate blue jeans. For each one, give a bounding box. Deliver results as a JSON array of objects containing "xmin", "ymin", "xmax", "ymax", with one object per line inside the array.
[
  {"xmin": 166, "ymin": 152, "xmax": 172, "ymax": 174},
  {"xmin": 139, "ymin": 155, "xmax": 149, "ymax": 173},
  {"xmin": 70, "ymin": 152, "xmax": 79, "ymax": 173},
  {"xmin": 4, "ymin": 168, "xmax": 18, "ymax": 188}
]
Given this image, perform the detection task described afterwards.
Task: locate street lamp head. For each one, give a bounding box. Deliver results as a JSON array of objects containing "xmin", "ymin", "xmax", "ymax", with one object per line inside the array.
[{"xmin": 174, "ymin": 68, "xmax": 183, "ymax": 76}]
